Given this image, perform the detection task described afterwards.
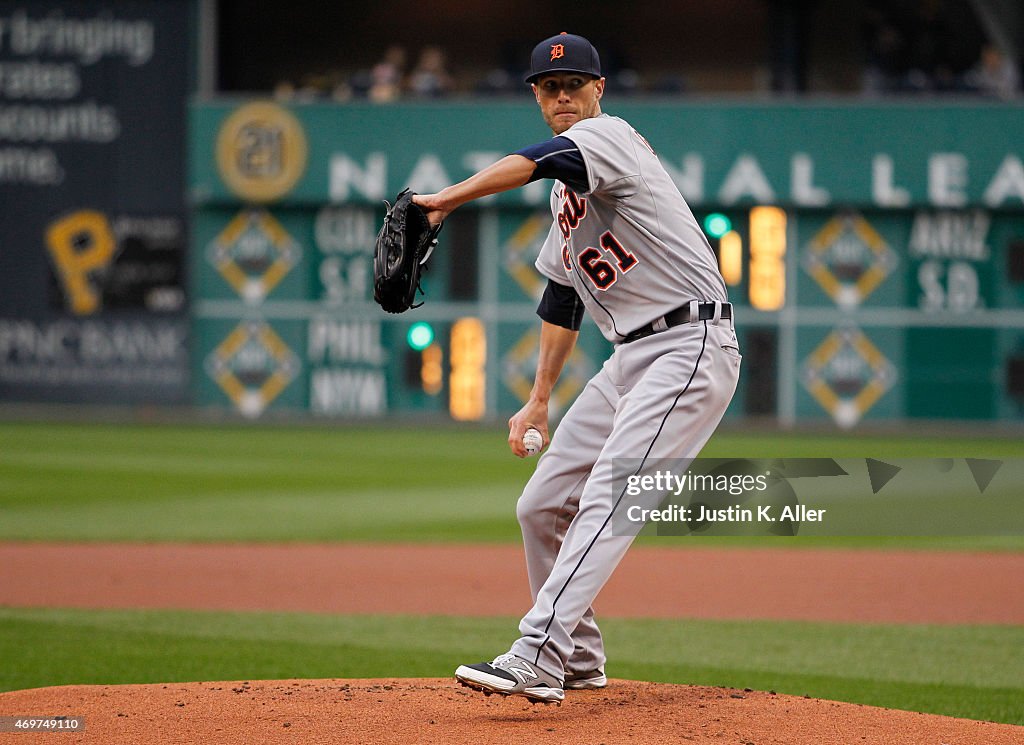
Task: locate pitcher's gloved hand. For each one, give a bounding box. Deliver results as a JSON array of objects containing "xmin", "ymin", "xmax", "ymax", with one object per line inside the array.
[{"xmin": 373, "ymin": 188, "xmax": 442, "ymax": 313}]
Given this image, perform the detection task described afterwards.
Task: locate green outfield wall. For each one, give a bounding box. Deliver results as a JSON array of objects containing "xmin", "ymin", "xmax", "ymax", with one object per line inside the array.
[{"xmin": 190, "ymin": 100, "xmax": 1024, "ymax": 427}]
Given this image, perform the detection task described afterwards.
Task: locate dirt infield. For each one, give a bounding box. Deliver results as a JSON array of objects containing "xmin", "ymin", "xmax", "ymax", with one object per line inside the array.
[
  {"xmin": 3, "ymin": 542, "xmax": 1022, "ymax": 744},
  {"xmin": 1, "ymin": 678, "xmax": 1021, "ymax": 745},
  {"xmin": 2, "ymin": 542, "xmax": 1023, "ymax": 623}
]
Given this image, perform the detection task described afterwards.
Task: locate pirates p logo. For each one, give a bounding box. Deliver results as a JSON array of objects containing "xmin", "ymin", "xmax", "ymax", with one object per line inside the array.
[
  {"xmin": 550, "ymin": 44, "xmax": 565, "ymax": 61},
  {"xmin": 45, "ymin": 210, "xmax": 118, "ymax": 315}
]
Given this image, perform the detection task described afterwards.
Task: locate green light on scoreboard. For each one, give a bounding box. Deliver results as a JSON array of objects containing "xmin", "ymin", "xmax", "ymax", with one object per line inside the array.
[
  {"xmin": 407, "ymin": 322, "xmax": 435, "ymax": 351},
  {"xmin": 703, "ymin": 213, "xmax": 732, "ymax": 239}
]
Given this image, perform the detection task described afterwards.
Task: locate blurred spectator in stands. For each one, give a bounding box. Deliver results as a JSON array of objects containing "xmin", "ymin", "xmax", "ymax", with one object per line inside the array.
[
  {"xmin": 274, "ymin": 69, "xmax": 351, "ymax": 101},
  {"xmin": 902, "ymin": 0, "xmax": 946, "ymax": 91},
  {"xmin": 648, "ymin": 74, "xmax": 688, "ymax": 96},
  {"xmin": 964, "ymin": 44, "xmax": 1020, "ymax": 100},
  {"xmin": 327, "ymin": 69, "xmax": 354, "ymax": 102},
  {"xmin": 369, "ymin": 44, "xmax": 407, "ymax": 103},
  {"xmin": 862, "ymin": 0, "xmax": 984, "ymax": 95},
  {"xmin": 274, "ymin": 73, "xmax": 324, "ymax": 101},
  {"xmin": 409, "ymin": 45, "xmax": 454, "ymax": 98},
  {"xmin": 274, "ymin": 78, "xmax": 297, "ymax": 100},
  {"xmin": 604, "ymin": 68, "xmax": 643, "ymax": 97},
  {"xmin": 475, "ymin": 68, "xmax": 517, "ymax": 97},
  {"xmin": 862, "ymin": 4, "xmax": 908, "ymax": 94},
  {"xmin": 905, "ymin": 0, "xmax": 981, "ymax": 93}
]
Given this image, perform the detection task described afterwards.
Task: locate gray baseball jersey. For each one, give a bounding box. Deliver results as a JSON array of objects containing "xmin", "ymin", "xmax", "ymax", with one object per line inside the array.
[
  {"xmin": 457, "ymin": 110, "xmax": 741, "ymax": 697},
  {"xmin": 535, "ymin": 113, "xmax": 727, "ymax": 342}
]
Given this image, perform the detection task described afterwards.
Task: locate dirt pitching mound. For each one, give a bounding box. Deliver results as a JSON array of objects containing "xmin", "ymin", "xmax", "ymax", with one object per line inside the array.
[{"xmin": 1, "ymin": 678, "xmax": 1019, "ymax": 745}]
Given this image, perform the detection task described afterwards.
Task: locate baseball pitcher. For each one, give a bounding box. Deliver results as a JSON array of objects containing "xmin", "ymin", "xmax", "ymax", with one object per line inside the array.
[{"xmin": 414, "ymin": 32, "xmax": 741, "ymax": 704}]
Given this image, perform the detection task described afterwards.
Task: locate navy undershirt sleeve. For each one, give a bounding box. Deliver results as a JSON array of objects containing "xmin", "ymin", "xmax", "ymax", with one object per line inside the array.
[
  {"xmin": 537, "ymin": 278, "xmax": 585, "ymax": 331},
  {"xmin": 514, "ymin": 137, "xmax": 590, "ymax": 194}
]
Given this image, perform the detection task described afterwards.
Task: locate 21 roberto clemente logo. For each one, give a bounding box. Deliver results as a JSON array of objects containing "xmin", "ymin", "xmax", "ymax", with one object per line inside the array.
[{"xmin": 216, "ymin": 101, "xmax": 308, "ymax": 203}]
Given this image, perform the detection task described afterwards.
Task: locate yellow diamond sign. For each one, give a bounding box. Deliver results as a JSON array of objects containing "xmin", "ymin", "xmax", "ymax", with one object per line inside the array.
[
  {"xmin": 208, "ymin": 210, "xmax": 300, "ymax": 304},
  {"xmin": 801, "ymin": 327, "xmax": 897, "ymax": 429},
  {"xmin": 205, "ymin": 321, "xmax": 299, "ymax": 418},
  {"xmin": 803, "ymin": 213, "xmax": 897, "ymax": 309}
]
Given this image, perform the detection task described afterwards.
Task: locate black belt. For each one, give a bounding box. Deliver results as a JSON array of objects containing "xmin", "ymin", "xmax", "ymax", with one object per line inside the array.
[{"xmin": 622, "ymin": 302, "xmax": 732, "ymax": 344}]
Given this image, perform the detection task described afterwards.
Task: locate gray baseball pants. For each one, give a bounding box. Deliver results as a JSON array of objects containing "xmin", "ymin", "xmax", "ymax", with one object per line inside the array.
[{"xmin": 509, "ymin": 308, "xmax": 741, "ymax": 678}]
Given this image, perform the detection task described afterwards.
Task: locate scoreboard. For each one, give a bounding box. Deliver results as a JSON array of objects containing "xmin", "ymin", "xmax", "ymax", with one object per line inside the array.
[
  {"xmin": 697, "ymin": 206, "xmax": 1024, "ymax": 425},
  {"xmin": 190, "ymin": 101, "xmax": 1024, "ymax": 427},
  {"xmin": 192, "ymin": 203, "xmax": 612, "ymax": 420}
]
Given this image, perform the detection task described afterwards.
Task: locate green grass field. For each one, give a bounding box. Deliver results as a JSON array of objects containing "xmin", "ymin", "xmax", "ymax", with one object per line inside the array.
[
  {"xmin": 0, "ymin": 608, "xmax": 1021, "ymax": 725},
  {"xmin": 0, "ymin": 421, "xmax": 1020, "ymax": 546},
  {"xmin": 0, "ymin": 421, "xmax": 1022, "ymax": 725}
]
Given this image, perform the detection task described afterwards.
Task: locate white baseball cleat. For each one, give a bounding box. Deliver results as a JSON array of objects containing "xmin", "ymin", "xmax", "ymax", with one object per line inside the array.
[
  {"xmin": 455, "ymin": 652, "xmax": 565, "ymax": 704},
  {"xmin": 564, "ymin": 668, "xmax": 607, "ymax": 689}
]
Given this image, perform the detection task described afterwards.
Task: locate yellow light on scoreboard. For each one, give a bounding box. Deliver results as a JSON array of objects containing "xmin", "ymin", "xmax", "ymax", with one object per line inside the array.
[
  {"xmin": 748, "ymin": 206, "xmax": 786, "ymax": 310},
  {"xmin": 719, "ymin": 230, "xmax": 742, "ymax": 286},
  {"xmin": 449, "ymin": 317, "xmax": 486, "ymax": 420},
  {"xmin": 421, "ymin": 342, "xmax": 442, "ymax": 395}
]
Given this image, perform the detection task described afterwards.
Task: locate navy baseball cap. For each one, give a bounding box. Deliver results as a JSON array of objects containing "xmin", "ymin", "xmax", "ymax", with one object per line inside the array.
[{"xmin": 525, "ymin": 32, "xmax": 602, "ymax": 84}]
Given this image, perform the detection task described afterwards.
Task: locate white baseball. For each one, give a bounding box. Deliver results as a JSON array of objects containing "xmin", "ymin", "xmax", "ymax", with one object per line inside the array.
[{"xmin": 523, "ymin": 428, "xmax": 543, "ymax": 456}]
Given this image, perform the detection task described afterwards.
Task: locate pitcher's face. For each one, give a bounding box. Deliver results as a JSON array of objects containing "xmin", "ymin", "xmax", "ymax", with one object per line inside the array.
[{"xmin": 533, "ymin": 73, "xmax": 605, "ymax": 134}]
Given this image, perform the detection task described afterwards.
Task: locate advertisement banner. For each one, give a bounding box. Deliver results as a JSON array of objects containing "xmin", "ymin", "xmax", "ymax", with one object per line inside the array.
[{"xmin": 0, "ymin": 0, "xmax": 192, "ymax": 403}]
